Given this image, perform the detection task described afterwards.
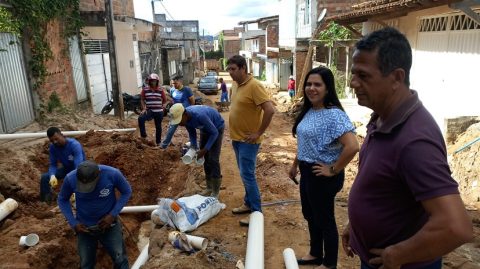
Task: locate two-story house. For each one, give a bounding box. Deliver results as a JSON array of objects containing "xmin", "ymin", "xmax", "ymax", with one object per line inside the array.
[{"xmin": 154, "ymin": 14, "xmax": 200, "ymax": 84}]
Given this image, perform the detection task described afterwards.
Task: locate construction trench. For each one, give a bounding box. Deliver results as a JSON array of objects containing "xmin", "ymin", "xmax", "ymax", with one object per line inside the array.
[{"xmin": 0, "ymin": 94, "xmax": 479, "ymax": 268}]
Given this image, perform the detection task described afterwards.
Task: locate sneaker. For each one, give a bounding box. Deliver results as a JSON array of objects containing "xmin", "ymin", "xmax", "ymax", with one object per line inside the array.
[
  {"xmin": 232, "ymin": 204, "xmax": 252, "ymax": 214},
  {"xmin": 239, "ymin": 217, "xmax": 249, "ymax": 226}
]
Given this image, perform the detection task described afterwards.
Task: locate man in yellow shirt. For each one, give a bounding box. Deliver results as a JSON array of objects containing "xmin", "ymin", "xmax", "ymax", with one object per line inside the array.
[{"xmin": 227, "ymin": 55, "xmax": 275, "ymax": 226}]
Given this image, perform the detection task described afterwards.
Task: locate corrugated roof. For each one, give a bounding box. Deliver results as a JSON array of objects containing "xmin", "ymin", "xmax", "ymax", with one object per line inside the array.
[{"xmin": 327, "ymin": 0, "xmax": 462, "ymax": 25}]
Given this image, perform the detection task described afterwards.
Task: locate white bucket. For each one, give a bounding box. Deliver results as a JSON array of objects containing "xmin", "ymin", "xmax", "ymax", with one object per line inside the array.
[
  {"xmin": 19, "ymin": 233, "xmax": 39, "ymax": 247},
  {"xmin": 182, "ymin": 148, "xmax": 197, "ymax": 164}
]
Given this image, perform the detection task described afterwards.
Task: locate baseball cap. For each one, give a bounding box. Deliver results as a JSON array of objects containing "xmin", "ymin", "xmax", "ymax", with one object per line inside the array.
[
  {"xmin": 289, "ymin": 75, "xmax": 294, "ymax": 79},
  {"xmin": 168, "ymin": 103, "xmax": 185, "ymax": 125},
  {"xmin": 76, "ymin": 160, "xmax": 100, "ymax": 193}
]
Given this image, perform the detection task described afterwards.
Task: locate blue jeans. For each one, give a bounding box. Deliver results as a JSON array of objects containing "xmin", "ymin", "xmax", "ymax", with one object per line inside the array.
[
  {"xmin": 77, "ymin": 220, "xmax": 129, "ymax": 269},
  {"xmin": 220, "ymin": 92, "xmax": 229, "ymax": 102},
  {"xmin": 288, "ymin": 89, "xmax": 295, "ymax": 98},
  {"xmin": 161, "ymin": 123, "xmax": 179, "ymax": 148},
  {"xmin": 138, "ymin": 109, "xmax": 163, "ymax": 145},
  {"xmin": 361, "ymin": 259, "xmax": 442, "ymax": 269},
  {"xmin": 40, "ymin": 167, "xmax": 68, "ymax": 202},
  {"xmin": 232, "ymin": 141, "xmax": 261, "ymax": 212}
]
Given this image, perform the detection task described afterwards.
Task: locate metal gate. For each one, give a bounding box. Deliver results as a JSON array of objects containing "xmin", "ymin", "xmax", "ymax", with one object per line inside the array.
[
  {"xmin": 0, "ymin": 33, "xmax": 35, "ymax": 133},
  {"xmin": 69, "ymin": 36, "xmax": 88, "ymax": 102},
  {"xmin": 83, "ymin": 40, "xmax": 112, "ymax": 114},
  {"xmin": 412, "ymin": 12, "xmax": 480, "ymax": 131}
]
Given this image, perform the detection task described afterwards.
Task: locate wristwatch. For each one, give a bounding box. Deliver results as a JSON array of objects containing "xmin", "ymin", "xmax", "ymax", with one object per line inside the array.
[{"xmin": 329, "ymin": 165, "xmax": 336, "ymax": 175}]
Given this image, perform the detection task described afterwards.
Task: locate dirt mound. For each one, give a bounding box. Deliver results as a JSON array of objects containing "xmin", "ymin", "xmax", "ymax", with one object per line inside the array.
[
  {"xmin": 448, "ymin": 122, "xmax": 480, "ymax": 207},
  {"xmin": 0, "ymin": 111, "xmax": 207, "ymax": 268}
]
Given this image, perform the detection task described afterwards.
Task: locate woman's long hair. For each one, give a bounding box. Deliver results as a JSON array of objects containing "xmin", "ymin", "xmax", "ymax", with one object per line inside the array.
[{"xmin": 292, "ymin": 66, "xmax": 345, "ymax": 137}]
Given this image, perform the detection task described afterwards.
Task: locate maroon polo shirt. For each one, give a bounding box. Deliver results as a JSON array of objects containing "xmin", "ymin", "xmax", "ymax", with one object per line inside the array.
[{"xmin": 348, "ymin": 90, "xmax": 459, "ymax": 268}]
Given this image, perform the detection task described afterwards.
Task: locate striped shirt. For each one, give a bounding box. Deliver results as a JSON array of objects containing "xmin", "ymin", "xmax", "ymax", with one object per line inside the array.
[{"xmin": 141, "ymin": 87, "xmax": 166, "ymax": 113}]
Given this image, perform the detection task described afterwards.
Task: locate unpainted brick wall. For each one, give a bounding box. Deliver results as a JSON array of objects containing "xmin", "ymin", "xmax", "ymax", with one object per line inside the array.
[
  {"xmin": 266, "ymin": 24, "xmax": 278, "ymax": 48},
  {"xmin": 80, "ymin": 0, "xmax": 134, "ymax": 17},
  {"xmin": 36, "ymin": 20, "xmax": 78, "ymax": 106}
]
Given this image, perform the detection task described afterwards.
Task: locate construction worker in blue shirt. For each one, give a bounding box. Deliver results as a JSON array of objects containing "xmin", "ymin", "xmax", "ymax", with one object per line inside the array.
[
  {"xmin": 169, "ymin": 103, "xmax": 225, "ymax": 198},
  {"xmin": 58, "ymin": 160, "xmax": 132, "ymax": 269},
  {"xmin": 40, "ymin": 127, "xmax": 85, "ymax": 202}
]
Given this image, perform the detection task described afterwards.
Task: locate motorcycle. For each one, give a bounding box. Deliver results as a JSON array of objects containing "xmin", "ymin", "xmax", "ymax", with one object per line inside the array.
[{"xmin": 101, "ymin": 92, "xmax": 142, "ymax": 115}]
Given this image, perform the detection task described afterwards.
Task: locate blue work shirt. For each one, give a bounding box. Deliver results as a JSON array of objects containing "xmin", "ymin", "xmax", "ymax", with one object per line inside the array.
[
  {"xmin": 297, "ymin": 107, "xmax": 355, "ymax": 164},
  {"xmin": 185, "ymin": 105, "xmax": 225, "ymax": 150},
  {"xmin": 58, "ymin": 165, "xmax": 132, "ymax": 228},
  {"xmin": 48, "ymin": 138, "xmax": 86, "ymax": 176},
  {"xmin": 171, "ymin": 86, "xmax": 194, "ymax": 108}
]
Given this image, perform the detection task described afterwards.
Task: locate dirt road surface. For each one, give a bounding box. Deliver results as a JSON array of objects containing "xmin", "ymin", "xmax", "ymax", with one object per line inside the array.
[{"xmin": 0, "ymin": 74, "xmax": 478, "ymax": 268}]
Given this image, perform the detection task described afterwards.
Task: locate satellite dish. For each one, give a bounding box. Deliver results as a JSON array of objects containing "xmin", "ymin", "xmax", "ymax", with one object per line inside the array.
[{"xmin": 317, "ymin": 8, "xmax": 327, "ymax": 23}]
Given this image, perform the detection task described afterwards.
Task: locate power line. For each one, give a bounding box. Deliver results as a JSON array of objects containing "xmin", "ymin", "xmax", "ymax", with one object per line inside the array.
[{"xmin": 158, "ymin": 1, "xmax": 175, "ymax": 20}]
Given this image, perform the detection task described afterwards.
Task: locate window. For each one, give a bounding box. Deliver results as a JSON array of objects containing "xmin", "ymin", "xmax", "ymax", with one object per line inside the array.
[
  {"xmin": 165, "ymin": 27, "xmax": 172, "ymax": 33},
  {"xmin": 304, "ymin": 0, "xmax": 310, "ymax": 25}
]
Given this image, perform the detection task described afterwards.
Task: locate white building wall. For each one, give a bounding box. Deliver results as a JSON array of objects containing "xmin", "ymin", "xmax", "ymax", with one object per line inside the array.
[{"xmin": 279, "ymin": 0, "xmax": 296, "ymax": 48}]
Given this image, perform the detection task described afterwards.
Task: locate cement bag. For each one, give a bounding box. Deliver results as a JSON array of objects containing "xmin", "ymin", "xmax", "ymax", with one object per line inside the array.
[{"xmin": 151, "ymin": 194, "xmax": 226, "ymax": 232}]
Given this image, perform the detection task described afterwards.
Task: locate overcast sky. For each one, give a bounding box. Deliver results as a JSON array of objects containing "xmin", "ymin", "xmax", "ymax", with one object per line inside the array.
[{"xmin": 133, "ymin": 0, "xmax": 279, "ymax": 35}]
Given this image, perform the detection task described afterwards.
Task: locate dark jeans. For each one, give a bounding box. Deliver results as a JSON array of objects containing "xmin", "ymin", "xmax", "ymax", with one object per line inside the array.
[
  {"xmin": 40, "ymin": 167, "xmax": 68, "ymax": 202},
  {"xmin": 299, "ymin": 161, "xmax": 345, "ymax": 268},
  {"xmin": 199, "ymin": 127, "xmax": 224, "ymax": 179},
  {"xmin": 138, "ymin": 109, "xmax": 163, "ymax": 145},
  {"xmin": 77, "ymin": 220, "xmax": 129, "ymax": 269},
  {"xmin": 361, "ymin": 259, "xmax": 442, "ymax": 269}
]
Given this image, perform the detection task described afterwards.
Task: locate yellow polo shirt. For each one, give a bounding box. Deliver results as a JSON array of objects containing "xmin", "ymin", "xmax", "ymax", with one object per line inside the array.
[{"xmin": 229, "ymin": 76, "xmax": 271, "ymax": 143}]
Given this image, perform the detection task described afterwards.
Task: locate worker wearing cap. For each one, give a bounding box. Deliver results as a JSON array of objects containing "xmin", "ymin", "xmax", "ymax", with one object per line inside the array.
[
  {"xmin": 58, "ymin": 160, "xmax": 132, "ymax": 269},
  {"xmin": 169, "ymin": 103, "xmax": 225, "ymax": 198}
]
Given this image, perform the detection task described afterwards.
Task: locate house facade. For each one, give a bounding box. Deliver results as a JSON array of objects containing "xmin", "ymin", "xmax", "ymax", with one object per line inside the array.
[
  {"xmin": 154, "ymin": 14, "xmax": 200, "ymax": 84},
  {"xmin": 80, "ymin": 0, "xmax": 153, "ymax": 113},
  {"xmin": 222, "ymin": 27, "xmax": 244, "ymax": 62},
  {"xmin": 329, "ymin": 0, "xmax": 480, "ymax": 132}
]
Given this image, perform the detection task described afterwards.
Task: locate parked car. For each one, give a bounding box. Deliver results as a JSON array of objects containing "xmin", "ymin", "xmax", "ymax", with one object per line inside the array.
[
  {"xmin": 206, "ymin": 71, "xmax": 218, "ymax": 82},
  {"xmin": 198, "ymin": 76, "xmax": 218, "ymax": 95}
]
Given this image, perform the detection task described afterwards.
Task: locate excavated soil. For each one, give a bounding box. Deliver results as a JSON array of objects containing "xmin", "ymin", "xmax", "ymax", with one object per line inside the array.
[{"xmin": 0, "ymin": 91, "xmax": 479, "ymax": 269}]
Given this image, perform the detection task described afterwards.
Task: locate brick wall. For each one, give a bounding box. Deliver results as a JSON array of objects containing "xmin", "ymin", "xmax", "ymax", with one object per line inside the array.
[
  {"xmin": 37, "ymin": 20, "xmax": 78, "ymax": 106},
  {"xmin": 259, "ymin": 36, "xmax": 266, "ymax": 54},
  {"xmin": 318, "ymin": 0, "xmax": 355, "ymax": 17},
  {"xmin": 266, "ymin": 24, "xmax": 279, "ymax": 48},
  {"xmin": 80, "ymin": 0, "xmax": 134, "ymax": 17},
  {"xmin": 295, "ymin": 44, "xmax": 308, "ymax": 90},
  {"xmin": 224, "ymin": 40, "xmax": 241, "ymax": 60}
]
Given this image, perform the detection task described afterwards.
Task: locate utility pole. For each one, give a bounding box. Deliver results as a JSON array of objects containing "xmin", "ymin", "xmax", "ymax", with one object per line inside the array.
[{"xmin": 105, "ymin": 0, "xmax": 124, "ymax": 119}]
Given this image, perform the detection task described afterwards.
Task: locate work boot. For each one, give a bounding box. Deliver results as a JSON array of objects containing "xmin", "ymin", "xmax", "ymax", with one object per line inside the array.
[
  {"xmin": 199, "ymin": 177, "xmax": 213, "ymax": 196},
  {"xmin": 211, "ymin": 177, "xmax": 222, "ymax": 198}
]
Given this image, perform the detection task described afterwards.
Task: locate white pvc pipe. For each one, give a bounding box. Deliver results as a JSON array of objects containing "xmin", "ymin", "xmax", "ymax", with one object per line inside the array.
[
  {"xmin": 120, "ymin": 205, "xmax": 158, "ymax": 213},
  {"xmin": 0, "ymin": 128, "xmax": 136, "ymax": 140},
  {"xmin": 168, "ymin": 231, "xmax": 208, "ymax": 250},
  {"xmin": 185, "ymin": 234, "xmax": 208, "ymax": 250},
  {"xmin": 131, "ymin": 242, "xmax": 149, "ymax": 269},
  {"xmin": 0, "ymin": 198, "xmax": 18, "ymax": 222},
  {"xmin": 283, "ymin": 248, "xmax": 299, "ymax": 269},
  {"xmin": 245, "ymin": 211, "xmax": 264, "ymax": 269}
]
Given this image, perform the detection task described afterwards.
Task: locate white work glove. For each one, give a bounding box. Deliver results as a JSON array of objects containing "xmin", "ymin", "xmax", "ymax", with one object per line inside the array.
[{"xmin": 49, "ymin": 175, "xmax": 58, "ymax": 188}]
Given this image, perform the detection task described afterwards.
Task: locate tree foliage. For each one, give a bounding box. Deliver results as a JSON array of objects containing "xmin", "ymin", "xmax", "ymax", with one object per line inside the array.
[{"xmin": 317, "ymin": 22, "xmax": 351, "ymax": 47}]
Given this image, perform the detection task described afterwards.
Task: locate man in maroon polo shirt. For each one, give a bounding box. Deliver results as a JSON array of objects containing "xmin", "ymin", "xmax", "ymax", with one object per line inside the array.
[{"xmin": 343, "ymin": 27, "xmax": 473, "ymax": 269}]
